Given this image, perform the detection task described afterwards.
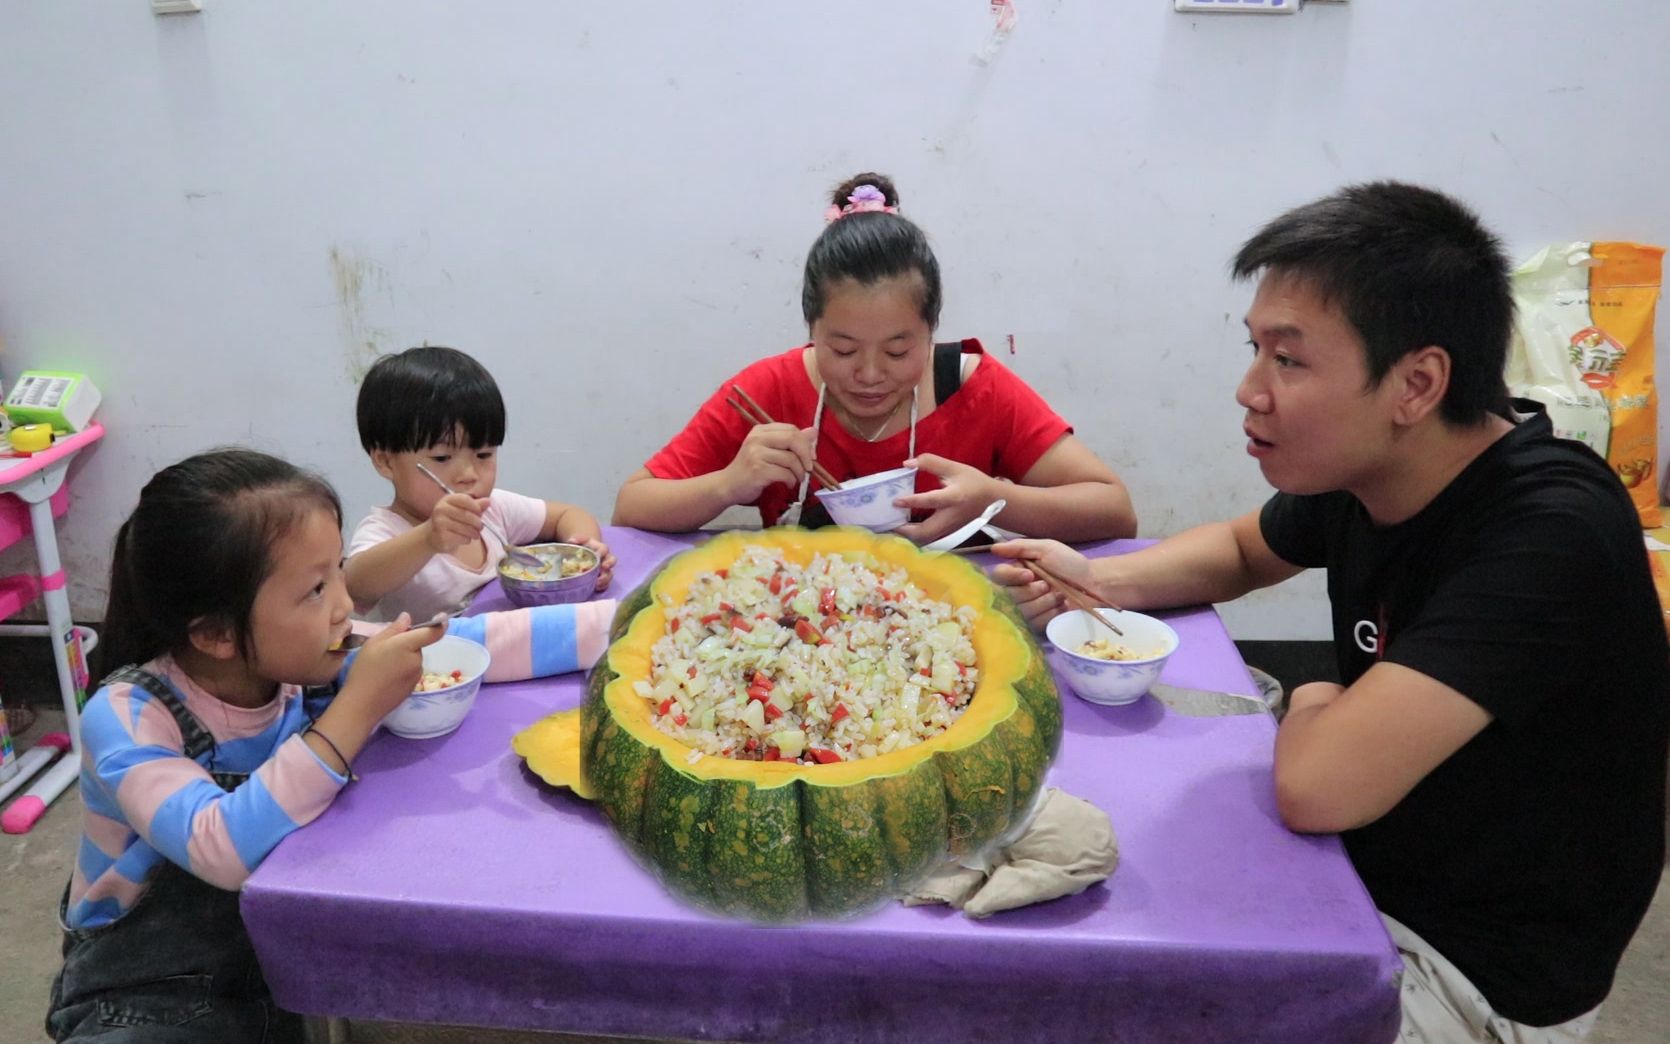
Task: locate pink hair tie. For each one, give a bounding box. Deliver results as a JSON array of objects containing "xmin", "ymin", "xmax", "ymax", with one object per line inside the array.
[{"xmin": 823, "ymin": 184, "xmax": 899, "ymax": 224}]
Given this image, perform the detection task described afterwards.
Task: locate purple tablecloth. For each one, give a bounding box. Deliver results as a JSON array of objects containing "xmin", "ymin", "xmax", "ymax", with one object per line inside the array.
[{"xmin": 243, "ymin": 528, "xmax": 1400, "ymax": 1043}]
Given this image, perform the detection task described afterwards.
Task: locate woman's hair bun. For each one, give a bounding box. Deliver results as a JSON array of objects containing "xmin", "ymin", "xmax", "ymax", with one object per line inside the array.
[{"xmin": 830, "ymin": 172, "xmax": 900, "ymax": 209}]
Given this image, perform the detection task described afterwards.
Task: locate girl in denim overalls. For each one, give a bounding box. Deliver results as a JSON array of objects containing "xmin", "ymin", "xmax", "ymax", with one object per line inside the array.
[
  {"xmin": 46, "ymin": 449, "xmax": 445, "ymax": 1041},
  {"xmin": 48, "ymin": 440, "xmax": 621, "ymax": 1042},
  {"xmin": 46, "ymin": 449, "xmax": 617, "ymax": 1041}
]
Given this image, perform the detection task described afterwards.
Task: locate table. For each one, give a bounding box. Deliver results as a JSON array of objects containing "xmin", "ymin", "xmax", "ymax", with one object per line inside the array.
[
  {"xmin": 0, "ymin": 422, "xmax": 104, "ymax": 832},
  {"xmin": 243, "ymin": 527, "xmax": 1400, "ymax": 1043}
]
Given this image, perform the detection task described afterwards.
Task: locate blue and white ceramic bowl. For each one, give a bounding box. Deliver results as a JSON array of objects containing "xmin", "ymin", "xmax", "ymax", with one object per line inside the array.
[
  {"xmin": 813, "ymin": 467, "xmax": 918, "ymax": 532},
  {"xmin": 1045, "ymin": 609, "xmax": 1179, "ymax": 706},
  {"xmin": 381, "ymin": 634, "xmax": 491, "ymax": 739}
]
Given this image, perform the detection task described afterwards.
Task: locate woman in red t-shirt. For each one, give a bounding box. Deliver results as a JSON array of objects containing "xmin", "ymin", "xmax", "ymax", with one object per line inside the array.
[{"xmin": 613, "ymin": 173, "xmax": 1136, "ymax": 544}]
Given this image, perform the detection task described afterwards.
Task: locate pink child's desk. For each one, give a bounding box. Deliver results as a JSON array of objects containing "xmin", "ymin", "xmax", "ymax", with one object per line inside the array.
[{"xmin": 0, "ymin": 422, "xmax": 104, "ymax": 832}]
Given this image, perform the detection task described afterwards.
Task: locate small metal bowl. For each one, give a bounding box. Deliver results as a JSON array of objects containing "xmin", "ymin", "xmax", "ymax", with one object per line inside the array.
[{"xmin": 497, "ymin": 542, "xmax": 600, "ymax": 608}]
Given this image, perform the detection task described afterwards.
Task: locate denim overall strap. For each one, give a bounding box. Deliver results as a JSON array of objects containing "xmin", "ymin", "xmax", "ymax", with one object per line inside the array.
[
  {"xmin": 101, "ymin": 667, "xmax": 247, "ymax": 792},
  {"xmin": 45, "ymin": 669, "xmax": 297, "ymax": 1042}
]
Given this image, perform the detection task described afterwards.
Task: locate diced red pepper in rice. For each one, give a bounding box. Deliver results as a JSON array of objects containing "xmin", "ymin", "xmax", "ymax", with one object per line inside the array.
[
  {"xmin": 794, "ymin": 619, "xmax": 825, "ymax": 645},
  {"xmin": 646, "ymin": 548, "xmax": 978, "ymax": 766}
]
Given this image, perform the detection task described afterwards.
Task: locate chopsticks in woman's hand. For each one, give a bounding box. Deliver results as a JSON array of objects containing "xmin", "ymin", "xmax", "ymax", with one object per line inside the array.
[{"xmin": 725, "ymin": 385, "xmax": 844, "ymax": 491}]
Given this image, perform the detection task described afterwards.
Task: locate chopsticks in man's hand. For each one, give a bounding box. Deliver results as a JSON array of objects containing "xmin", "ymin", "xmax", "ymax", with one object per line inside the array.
[
  {"xmin": 951, "ymin": 543, "xmax": 1125, "ymax": 636},
  {"xmin": 1027, "ymin": 561, "xmax": 1124, "ymax": 636}
]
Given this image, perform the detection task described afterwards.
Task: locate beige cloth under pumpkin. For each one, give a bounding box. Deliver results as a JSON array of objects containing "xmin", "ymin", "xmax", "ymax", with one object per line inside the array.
[{"xmin": 902, "ymin": 787, "xmax": 1118, "ymax": 918}]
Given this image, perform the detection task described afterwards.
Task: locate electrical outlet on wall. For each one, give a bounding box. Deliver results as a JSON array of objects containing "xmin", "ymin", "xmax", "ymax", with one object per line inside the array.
[{"xmin": 1175, "ymin": 0, "xmax": 1299, "ymax": 12}]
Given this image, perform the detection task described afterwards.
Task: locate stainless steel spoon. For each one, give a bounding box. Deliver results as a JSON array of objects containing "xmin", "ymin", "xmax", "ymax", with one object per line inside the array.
[
  {"xmin": 411, "ymin": 462, "xmax": 550, "ymax": 572},
  {"xmin": 335, "ymin": 615, "xmax": 448, "ymax": 651}
]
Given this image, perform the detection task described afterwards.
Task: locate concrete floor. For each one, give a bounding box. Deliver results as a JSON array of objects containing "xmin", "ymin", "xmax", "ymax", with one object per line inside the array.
[{"xmin": 4, "ymin": 705, "xmax": 1667, "ymax": 1043}]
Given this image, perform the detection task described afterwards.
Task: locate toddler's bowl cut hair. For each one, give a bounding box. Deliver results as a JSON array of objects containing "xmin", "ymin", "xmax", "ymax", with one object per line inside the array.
[{"xmin": 357, "ymin": 345, "xmax": 507, "ymax": 454}]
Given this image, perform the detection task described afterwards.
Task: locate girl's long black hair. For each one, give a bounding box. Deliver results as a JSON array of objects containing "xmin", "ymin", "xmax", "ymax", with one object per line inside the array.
[{"xmin": 101, "ymin": 448, "xmax": 341, "ymax": 671}]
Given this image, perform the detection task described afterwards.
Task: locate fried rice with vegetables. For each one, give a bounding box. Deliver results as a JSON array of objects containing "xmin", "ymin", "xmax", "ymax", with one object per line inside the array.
[{"xmin": 635, "ymin": 547, "xmax": 978, "ymax": 766}]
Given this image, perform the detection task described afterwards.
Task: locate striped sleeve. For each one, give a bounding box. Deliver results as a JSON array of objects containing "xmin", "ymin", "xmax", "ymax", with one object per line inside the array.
[
  {"xmin": 446, "ymin": 599, "xmax": 617, "ymax": 681},
  {"xmin": 81, "ymin": 686, "xmax": 348, "ymax": 890}
]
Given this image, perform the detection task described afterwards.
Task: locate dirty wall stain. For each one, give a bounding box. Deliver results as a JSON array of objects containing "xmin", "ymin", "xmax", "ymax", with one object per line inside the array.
[{"xmin": 330, "ymin": 246, "xmax": 397, "ymax": 381}]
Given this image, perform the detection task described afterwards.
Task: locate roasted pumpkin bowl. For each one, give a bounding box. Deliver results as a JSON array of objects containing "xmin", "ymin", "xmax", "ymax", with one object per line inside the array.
[{"xmin": 514, "ymin": 527, "xmax": 1061, "ymax": 921}]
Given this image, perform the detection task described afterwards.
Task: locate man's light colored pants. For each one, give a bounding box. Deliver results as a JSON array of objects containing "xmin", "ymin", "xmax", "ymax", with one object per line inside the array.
[{"xmin": 1384, "ymin": 914, "xmax": 1601, "ymax": 1043}]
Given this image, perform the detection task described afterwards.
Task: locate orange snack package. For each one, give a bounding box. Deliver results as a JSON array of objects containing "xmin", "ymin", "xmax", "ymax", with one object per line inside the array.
[{"xmin": 1508, "ymin": 241, "xmax": 1664, "ymax": 526}]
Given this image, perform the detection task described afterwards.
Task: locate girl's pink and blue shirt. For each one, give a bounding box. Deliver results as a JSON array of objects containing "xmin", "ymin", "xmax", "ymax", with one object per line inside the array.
[{"xmin": 65, "ymin": 600, "xmax": 613, "ymax": 929}]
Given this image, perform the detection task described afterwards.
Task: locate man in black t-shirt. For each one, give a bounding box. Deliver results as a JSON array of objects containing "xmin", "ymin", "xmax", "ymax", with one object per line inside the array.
[{"xmin": 993, "ymin": 182, "xmax": 1668, "ymax": 1040}]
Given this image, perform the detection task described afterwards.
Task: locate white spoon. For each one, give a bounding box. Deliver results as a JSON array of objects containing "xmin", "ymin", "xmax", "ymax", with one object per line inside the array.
[{"xmin": 923, "ymin": 498, "xmax": 1007, "ymax": 553}]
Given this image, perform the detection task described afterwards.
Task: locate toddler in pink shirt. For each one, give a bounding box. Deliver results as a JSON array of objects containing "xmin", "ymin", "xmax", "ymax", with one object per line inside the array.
[{"xmin": 346, "ymin": 346, "xmax": 615, "ymax": 621}]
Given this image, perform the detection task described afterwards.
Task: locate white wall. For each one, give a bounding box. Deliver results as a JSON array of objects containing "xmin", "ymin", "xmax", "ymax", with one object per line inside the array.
[{"xmin": 2, "ymin": 1, "xmax": 1667, "ymax": 639}]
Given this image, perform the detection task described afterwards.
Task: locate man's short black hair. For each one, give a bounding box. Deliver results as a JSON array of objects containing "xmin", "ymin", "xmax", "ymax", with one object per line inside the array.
[
  {"xmin": 1233, "ymin": 181, "xmax": 1514, "ymax": 426},
  {"xmin": 356, "ymin": 345, "xmax": 506, "ymax": 453}
]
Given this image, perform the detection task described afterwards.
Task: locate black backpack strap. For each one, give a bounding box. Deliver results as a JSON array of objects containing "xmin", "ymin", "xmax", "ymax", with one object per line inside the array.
[
  {"xmin": 933, "ymin": 342, "xmax": 964, "ymax": 407},
  {"xmin": 101, "ymin": 666, "xmax": 220, "ymax": 764}
]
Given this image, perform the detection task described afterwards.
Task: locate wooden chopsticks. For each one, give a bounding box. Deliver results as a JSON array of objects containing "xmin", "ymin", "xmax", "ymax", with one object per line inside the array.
[
  {"xmin": 727, "ymin": 383, "xmax": 1119, "ymax": 635},
  {"xmin": 725, "ymin": 385, "xmax": 844, "ymax": 491},
  {"xmin": 948, "ymin": 539, "xmax": 1125, "ymax": 635},
  {"xmin": 1030, "ymin": 561, "xmax": 1124, "ymax": 636}
]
